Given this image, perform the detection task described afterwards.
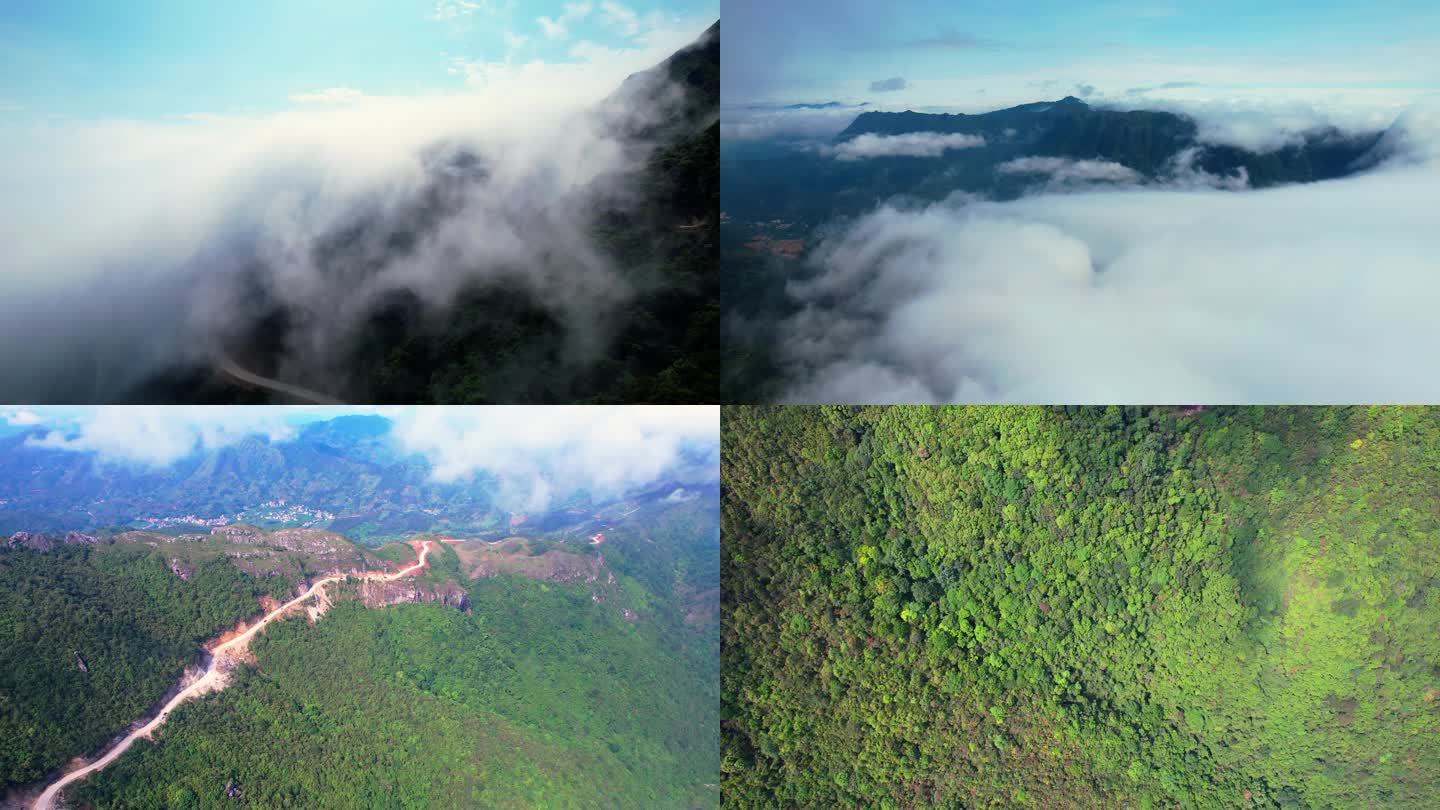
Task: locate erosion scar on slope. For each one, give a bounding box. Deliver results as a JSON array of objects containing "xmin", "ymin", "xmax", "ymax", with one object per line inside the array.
[{"xmin": 31, "ymin": 541, "xmax": 434, "ymax": 810}]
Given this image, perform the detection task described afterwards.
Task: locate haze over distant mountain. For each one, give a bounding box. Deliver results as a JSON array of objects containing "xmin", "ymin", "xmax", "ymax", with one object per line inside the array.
[
  {"xmin": 0, "ymin": 412, "xmax": 718, "ymax": 541},
  {"xmin": 721, "ymin": 96, "xmax": 1385, "ymax": 224}
]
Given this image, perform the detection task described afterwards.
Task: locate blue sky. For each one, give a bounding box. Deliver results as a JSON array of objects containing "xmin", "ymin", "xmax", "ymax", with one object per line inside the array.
[
  {"xmin": 724, "ymin": 0, "xmax": 1440, "ymax": 109},
  {"xmin": 0, "ymin": 0, "xmax": 716, "ymax": 118}
]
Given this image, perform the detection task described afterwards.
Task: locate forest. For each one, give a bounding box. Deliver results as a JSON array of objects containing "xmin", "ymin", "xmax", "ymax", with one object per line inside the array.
[
  {"xmin": 722, "ymin": 406, "xmax": 1440, "ymax": 808},
  {"xmin": 66, "ymin": 575, "xmax": 718, "ymax": 809},
  {"xmin": 0, "ymin": 545, "xmax": 291, "ymax": 790}
]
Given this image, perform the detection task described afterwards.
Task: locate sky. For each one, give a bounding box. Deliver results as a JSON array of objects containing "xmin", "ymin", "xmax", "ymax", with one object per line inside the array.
[
  {"xmin": 0, "ymin": 406, "xmax": 719, "ymax": 510},
  {"xmin": 723, "ymin": 0, "xmax": 1440, "ymax": 118},
  {"xmin": 0, "ymin": 0, "xmax": 716, "ymax": 119}
]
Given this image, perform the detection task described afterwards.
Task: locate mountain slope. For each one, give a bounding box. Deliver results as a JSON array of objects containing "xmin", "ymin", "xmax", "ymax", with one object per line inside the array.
[
  {"xmin": 124, "ymin": 22, "xmax": 720, "ymax": 405},
  {"xmin": 721, "ymin": 96, "xmax": 1384, "ymax": 225}
]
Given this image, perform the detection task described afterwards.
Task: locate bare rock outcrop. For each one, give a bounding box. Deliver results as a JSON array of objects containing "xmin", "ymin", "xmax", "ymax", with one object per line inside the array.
[
  {"xmin": 5, "ymin": 530, "xmax": 104, "ymax": 552},
  {"xmin": 354, "ymin": 578, "xmax": 470, "ymax": 611}
]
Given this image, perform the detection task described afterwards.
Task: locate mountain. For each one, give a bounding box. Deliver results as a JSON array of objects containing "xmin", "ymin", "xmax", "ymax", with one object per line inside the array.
[
  {"xmin": 720, "ymin": 96, "xmax": 1385, "ymax": 225},
  {"xmin": 0, "ymin": 416, "xmax": 702, "ymax": 542},
  {"xmin": 1, "ymin": 480, "xmax": 719, "ymax": 805},
  {"xmin": 122, "ymin": 22, "xmax": 720, "ymax": 405}
]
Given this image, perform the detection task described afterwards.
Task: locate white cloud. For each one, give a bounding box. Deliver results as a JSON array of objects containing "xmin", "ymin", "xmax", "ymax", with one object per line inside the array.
[
  {"xmin": 776, "ymin": 100, "xmax": 1440, "ymax": 403},
  {"xmin": 0, "ymin": 13, "xmax": 714, "ymax": 401},
  {"xmin": 997, "ymin": 156, "xmax": 1142, "ymax": 185},
  {"xmin": 2, "ymin": 409, "xmax": 41, "ymax": 426},
  {"xmin": 391, "ymin": 405, "xmax": 719, "ymax": 510},
  {"xmin": 288, "ymin": 86, "xmax": 368, "ymax": 105},
  {"xmin": 26, "ymin": 406, "xmax": 302, "ymax": 467},
  {"xmin": 719, "ymin": 104, "xmax": 868, "ymax": 142},
  {"xmin": 8, "ymin": 406, "xmax": 719, "ymax": 502},
  {"xmin": 829, "ymin": 132, "xmax": 987, "ymax": 160},
  {"xmin": 1165, "ymin": 146, "xmax": 1249, "ymax": 190},
  {"xmin": 537, "ymin": 1, "xmax": 594, "ymax": 39}
]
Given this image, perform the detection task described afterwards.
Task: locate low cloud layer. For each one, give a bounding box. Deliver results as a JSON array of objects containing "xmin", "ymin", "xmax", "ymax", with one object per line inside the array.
[
  {"xmin": 392, "ymin": 405, "xmax": 719, "ymax": 511},
  {"xmin": 997, "ymin": 156, "xmax": 1141, "ymax": 185},
  {"xmin": 720, "ymin": 103, "xmax": 866, "ymax": 142},
  {"xmin": 870, "ymin": 77, "xmax": 908, "ymax": 93},
  {"xmin": 830, "ymin": 131, "xmax": 987, "ymax": 160},
  {"xmin": 774, "ymin": 101, "xmax": 1440, "ymax": 402},
  {"xmin": 0, "ymin": 22, "xmax": 710, "ymax": 401}
]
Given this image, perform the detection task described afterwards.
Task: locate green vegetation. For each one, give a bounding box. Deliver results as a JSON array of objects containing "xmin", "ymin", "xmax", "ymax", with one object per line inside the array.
[
  {"xmin": 722, "ymin": 406, "xmax": 1440, "ymax": 808},
  {"xmin": 69, "ymin": 575, "xmax": 718, "ymax": 809},
  {"xmin": 0, "ymin": 544, "xmax": 288, "ymax": 789}
]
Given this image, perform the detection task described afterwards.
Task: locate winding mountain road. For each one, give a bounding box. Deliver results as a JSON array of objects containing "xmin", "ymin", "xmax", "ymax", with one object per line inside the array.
[
  {"xmin": 215, "ymin": 353, "xmax": 344, "ymax": 405},
  {"xmin": 32, "ymin": 541, "xmax": 434, "ymax": 810}
]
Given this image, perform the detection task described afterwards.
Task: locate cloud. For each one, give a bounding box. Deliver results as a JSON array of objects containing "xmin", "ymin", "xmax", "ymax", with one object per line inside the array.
[
  {"xmin": 772, "ymin": 100, "xmax": 1440, "ymax": 403},
  {"xmin": 1073, "ymin": 82, "xmax": 1097, "ymax": 98},
  {"xmin": 537, "ymin": 1, "xmax": 593, "ymax": 39},
  {"xmin": 10, "ymin": 405, "xmax": 718, "ymax": 508},
  {"xmin": 429, "ymin": 0, "xmax": 488, "ymax": 22},
  {"xmin": 1164, "ymin": 146, "xmax": 1249, "ymax": 190},
  {"xmin": 288, "ymin": 86, "xmax": 368, "ymax": 105},
  {"xmin": 26, "ymin": 406, "xmax": 303, "ymax": 467},
  {"xmin": 829, "ymin": 132, "xmax": 987, "ymax": 160},
  {"xmin": 2, "ymin": 409, "xmax": 41, "ymax": 426},
  {"xmin": 870, "ymin": 77, "xmax": 907, "ymax": 93},
  {"xmin": 0, "ymin": 18, "xmax": 712, "ymax": 402},
  {"xmin": 391, "ymin": 405, "xmax": 719, "ymax": 510},
  {"xmin": 720, "ymin": 103, "xmax": 867, "ymax": 142},
  {"xmin": 997, "ymin": 156, "xmax": 1142, "ymax": 185},
  {"xmin": 1125, "ymin": 81, "xmax": 1201, "ymax": 96}
]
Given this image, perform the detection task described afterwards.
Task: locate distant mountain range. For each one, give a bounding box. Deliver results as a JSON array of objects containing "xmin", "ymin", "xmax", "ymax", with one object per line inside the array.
[
  {"xmin": 721, "ymin": 95, "xmax": 1385, "ymax": 225},
  {"xmin": 0, "ymin": 415, "xmax": 714, "ymax": 542}
]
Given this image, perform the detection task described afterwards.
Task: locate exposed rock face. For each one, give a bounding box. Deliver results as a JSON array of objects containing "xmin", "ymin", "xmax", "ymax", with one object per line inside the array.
[
  {"xmin": 168, "ymin": 558, "xmax": 195, "ymax": 580},
  {"xmin": 354, "ymin": 579, "xmax": 470, "ymax": 611},
  {"xmin": 5, "ymin": 530, "xmax": 103, "ymax": 552},
  {"xmin": 208, "ymin": 525, "xmax": 379, "ymax": 577}
]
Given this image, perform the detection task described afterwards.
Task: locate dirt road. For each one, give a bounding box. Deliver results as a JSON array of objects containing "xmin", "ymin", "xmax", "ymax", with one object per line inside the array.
[{"xmin": 32, "ymin": 541, "xmax": 433, "ymax": 809}]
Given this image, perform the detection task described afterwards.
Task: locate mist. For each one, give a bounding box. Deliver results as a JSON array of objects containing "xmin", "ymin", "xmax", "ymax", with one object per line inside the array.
[
  {"xmin": 0, "ymin": 26, "xmax": 713, "ymax": 402},
  {"xmin": 771, "ymin": 100, "xmax": 1440, "ymax": 403}
]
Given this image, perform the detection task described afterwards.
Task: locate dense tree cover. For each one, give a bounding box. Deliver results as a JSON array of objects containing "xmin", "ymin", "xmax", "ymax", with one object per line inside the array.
[
  {"xmin": 722, "ymin": 406, "xmax": 1440, "ymax": 808},
  {"xmin": 0, "ymin": 545, "xmax": 289, "ymax": 790},
  {"xmin": 70, "ymin": 574, "xmax": 719, "ymax": 809}
]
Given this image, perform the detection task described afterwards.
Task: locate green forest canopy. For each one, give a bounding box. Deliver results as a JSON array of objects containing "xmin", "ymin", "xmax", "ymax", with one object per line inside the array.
[{"xmin": 722, "ymin": 405, "xmax": 1440, "ymax": 809}]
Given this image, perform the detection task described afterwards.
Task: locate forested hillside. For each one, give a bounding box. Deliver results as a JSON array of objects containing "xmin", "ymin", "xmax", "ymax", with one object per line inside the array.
[
  {"xmin": 8, "ymin": 491, "xmax": 719, "ymax": 808},
  {"xmin": 722, "ymin": 406, "xmax": 1440, "ymax": 808},
  {"xmin": 0, "ymin": 545, "xmax": 290, "ymax": 790},
  {"xmin": 68, "ymin": 579, "xmax": 717, "ymax": 809}
]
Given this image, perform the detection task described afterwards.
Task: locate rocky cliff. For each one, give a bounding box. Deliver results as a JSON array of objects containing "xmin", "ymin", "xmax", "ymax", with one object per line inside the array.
[
  {"xmin": 352, "ymin": 578, "xmax": 470, "ymax": 611},
  {"xmin": 5, "ymin": 531, "xmax": 104, "ymax": 552}
]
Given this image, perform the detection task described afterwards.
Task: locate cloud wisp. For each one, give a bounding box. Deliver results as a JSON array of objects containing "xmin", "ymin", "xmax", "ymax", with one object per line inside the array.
[
  {"xmin": 828, "ymin": 131, "xmax": 987, "ymax": 160},
  {"xmin": 772, "ymin": 101, "xmax": 1440, "ymax": 403},
  {"xmin": 997, "ymin": 156, "xmax": 1141, "ymax": 185}
]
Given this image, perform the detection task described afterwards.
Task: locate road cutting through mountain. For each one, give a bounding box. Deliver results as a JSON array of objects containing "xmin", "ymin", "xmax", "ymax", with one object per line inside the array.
[{"xmin": 31, "ymin": 541, "xmax": 434, "ymax": 810}]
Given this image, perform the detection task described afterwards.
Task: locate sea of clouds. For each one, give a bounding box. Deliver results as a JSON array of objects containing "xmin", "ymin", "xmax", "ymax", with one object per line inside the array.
[{"xmin": 770, "ymin": 98, "xmax": 1440, "ymax": 402}]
